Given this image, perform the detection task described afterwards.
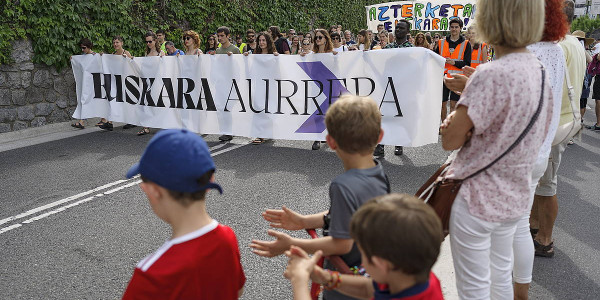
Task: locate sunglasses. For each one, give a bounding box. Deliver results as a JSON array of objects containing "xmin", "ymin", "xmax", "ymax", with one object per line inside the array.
[
  {"xmin": 247, "ymin": 35, "xmax": 255, "ymax": 38},
  {"xmin": 145, "ymin": 40, "xmax": 153, "ymax": 43},
  {"xmin": 302, "ymin": 42, "xmax": 310, "ymax": 46},
  {"xmin": 315, "ymin": 36, "xmax": 324, "ymax": 40},
  {"xmin": 332, "ymin": 37, "xmax": 340, "ymax": 40},
  {"xmin": 184, "ymin": 36, "xmax": 192, "ymax": 41}
]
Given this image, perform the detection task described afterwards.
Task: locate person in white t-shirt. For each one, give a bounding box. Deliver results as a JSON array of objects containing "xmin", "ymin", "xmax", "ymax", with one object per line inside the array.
[{"xmin": 330, "ymin": 32, "xmax": 347, "ymax": 52}]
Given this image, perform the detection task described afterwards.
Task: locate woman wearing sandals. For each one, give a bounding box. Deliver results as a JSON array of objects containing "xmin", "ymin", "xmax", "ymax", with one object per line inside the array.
[
  {"xmin": 99, "ymin": 36, "xmax": 134, "ymax": 131},
  {"xmin": 244, "ymin": 32, "xmax": 279, "ymax": 145},
  {"xmin": 301, "ymin": 29, "xmax": 336, "ymax": 150},
  {"xmin": 440, "ymin": 0, "xmax": 553, "ymax": 299},
  {"xmin": 138, "ymin": 31, "xmax": 166, "ymax": 136},
  {"xmin": 182, "ymin": 30, "xmax": 203, "ymax": 56},
  {"xmin": 71, "ymin": 38, "xmax": 96, "ymax": 129}
]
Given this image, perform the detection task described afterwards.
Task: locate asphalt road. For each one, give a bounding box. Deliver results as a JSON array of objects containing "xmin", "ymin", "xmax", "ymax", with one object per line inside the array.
[{"xmin": 0, "ymin": 105, "xmax": 599, "ymax": 299}]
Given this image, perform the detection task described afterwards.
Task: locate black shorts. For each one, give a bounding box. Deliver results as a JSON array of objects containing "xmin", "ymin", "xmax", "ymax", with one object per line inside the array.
[
  {"xmin": 442, "ymin": 83, "xmax": 460, "ymax": 102},
  {"xmin": 581, "ymin": 97, "xmax": 588, "ymax": 109},
  {"xmin": 593, "ymin": 75, "xmax": 600, "ymax": 100}
]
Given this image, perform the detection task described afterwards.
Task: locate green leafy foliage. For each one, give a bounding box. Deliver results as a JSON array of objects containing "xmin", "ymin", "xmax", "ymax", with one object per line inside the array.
[
  {"xmin": 0, "ymin": 0, "xmax": 383, "ymax": 69},
  {"xmin": 572, "ymin": 15, "xmax": 600, "ymax": 36}
]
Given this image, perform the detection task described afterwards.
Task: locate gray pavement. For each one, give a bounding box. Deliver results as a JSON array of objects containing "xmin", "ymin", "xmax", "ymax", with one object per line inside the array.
[{"xmin": 0, "ymin": 103, "xmax": 599, "ymax": 299}]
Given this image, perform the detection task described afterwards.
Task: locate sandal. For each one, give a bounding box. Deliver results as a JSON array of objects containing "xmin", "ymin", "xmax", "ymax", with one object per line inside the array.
[
  {"xmin": 251, "ymin": 138, "xmax": 265, "ymax": 145},
  {"xmin": 71, "ymin": 122, "xmax": 84, "ymax": 129},
  {"xmin": 534, "ymin": 240, "xmax": 554, "ymax": 258},
  {"xmin": 95, "ymin": 121, "xmax": 105, "ymax": 127},
  {"xmin": 137, "ymin": 128, "xmax": 150, "ymax": 136}
]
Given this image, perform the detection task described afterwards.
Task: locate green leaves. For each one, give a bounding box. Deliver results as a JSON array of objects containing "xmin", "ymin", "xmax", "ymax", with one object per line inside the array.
[{"xmin": 0, "ymin": 0, "xmax": 380, "ymax": 67}]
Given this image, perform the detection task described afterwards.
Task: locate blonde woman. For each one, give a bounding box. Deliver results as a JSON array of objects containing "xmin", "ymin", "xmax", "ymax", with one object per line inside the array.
[{"xmin": 440, "ymin": 0, "xmax": 551, "ymax": 298}]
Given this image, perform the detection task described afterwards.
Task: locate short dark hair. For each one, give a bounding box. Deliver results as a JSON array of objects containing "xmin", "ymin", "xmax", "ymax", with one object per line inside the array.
[
  {"xmin": 112, "ymin": 35, "xmax": 123, "ymax": 43},
  {"xmin": 246, "ymin": 28, "xmax": 256, "ymax": 35},
  {"xmin": 377, "ymin": 23, "xmax": 384, "ymax": 27},
  {"xmin": 165, "ymin": 41, "xmax": 175, "ymax": 47},
  {"xmin": 449, "ymin": 18, "xmax": 464, "ymax": 28},
  {"xmin": 217, "ymin": 26, "xmax": 230, "ymax": 36},
  {"xmin": 397, "ymin": 19, "xmax": 411, "ymax": 30},
  {"xmin": 351, "ymin": 194, "xmax": 443, "ymax": 283},
  {"xmin": 156, "ymin": 29, "xmax": 166, "ymax": 35},
  {"xmin": 141, "ymin": 169, "xmax": 215, "ymax": 206},
  {"xmin": 79, "ymin": 38, "xmax": 93, "ymax": 48}
]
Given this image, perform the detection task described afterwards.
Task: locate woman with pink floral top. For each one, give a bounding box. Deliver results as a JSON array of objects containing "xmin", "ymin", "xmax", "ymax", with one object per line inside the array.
[{"xmin": 439, "ymin": 0, "xmax": 554, "ymax": 299}]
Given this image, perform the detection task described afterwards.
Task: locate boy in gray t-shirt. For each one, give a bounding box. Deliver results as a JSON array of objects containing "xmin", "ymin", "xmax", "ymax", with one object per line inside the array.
[{"xmin": 250, "ymin": 95, "xmax": 390, "ymax": 300}]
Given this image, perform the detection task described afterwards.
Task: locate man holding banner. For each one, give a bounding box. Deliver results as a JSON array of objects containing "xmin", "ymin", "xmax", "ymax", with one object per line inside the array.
[
  {"xmin": 434, "ymin": 18, "xmax": 472, "ymax": 122},
  {"xmin": 374, "ymin": 20, "xmax": 415, "ymax": 157}
]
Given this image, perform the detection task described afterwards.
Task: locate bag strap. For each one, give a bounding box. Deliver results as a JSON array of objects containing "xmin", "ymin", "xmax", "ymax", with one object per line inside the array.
[
  {"xmin": 563, "ymin": 64, "xmax": 581, "ymax": 121},
  {"xmin": 462, "ymin": 66, "xmax": 546, "ymax": 181}
]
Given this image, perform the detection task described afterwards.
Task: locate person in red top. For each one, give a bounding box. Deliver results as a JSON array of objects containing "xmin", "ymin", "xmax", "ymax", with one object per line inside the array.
[
  {"xmin": 283, "ymin": 194, "xmax": 444, "ymax": 300},
  {"xmin": 122, "ymin": 129, "xmax": 245, "ymax": 300}
]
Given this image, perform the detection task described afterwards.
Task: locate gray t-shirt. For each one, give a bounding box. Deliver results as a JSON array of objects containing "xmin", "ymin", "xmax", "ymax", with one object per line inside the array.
[
  {"xmin": 327, "ymin": 160, "xmax": 389, "ymax": 265},
  {"xmin": 323, "ymin": 160, "xmax": 389, "ymax": 300},
  {"xmin": 215, "ymin": 44, "xmax": 241, "ymax": 54}
]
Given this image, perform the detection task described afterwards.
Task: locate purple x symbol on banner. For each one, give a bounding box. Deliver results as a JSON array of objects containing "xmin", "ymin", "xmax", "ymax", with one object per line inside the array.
[{"xmin": 295, "ymin": 61, "xmax": 349, "ymax": 133}]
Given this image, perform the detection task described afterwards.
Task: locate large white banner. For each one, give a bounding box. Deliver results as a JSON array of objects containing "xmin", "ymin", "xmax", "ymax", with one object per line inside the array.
[
  {"xmin": 71, "ymin": 49, "xmax": 444, "ymax": 146},
  {"xmin": 366, "ymin": 0, "xmax": 477, "ymax": 32}
]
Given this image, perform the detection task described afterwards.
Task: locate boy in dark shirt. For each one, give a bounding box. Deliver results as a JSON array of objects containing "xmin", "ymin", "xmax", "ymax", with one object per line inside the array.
[{"xmin": 250, "ymin": 95, "xmax": 389, "ymax": 299}]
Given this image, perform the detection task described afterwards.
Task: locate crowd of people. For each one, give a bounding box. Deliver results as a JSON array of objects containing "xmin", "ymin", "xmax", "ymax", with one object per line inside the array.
[
  {"xmin": 66, "ymin": 0, "xmax": 599, "ymax": 299},
  {"xmin": 69, "ymin": 20, "xmax": 470, "ymax": 156}
]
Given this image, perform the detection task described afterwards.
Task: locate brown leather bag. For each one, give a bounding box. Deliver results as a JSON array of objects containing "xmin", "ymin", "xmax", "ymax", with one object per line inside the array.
[
  {"xmin": 416, "ymin": 164, "xmax": 461, "ymax": 236},
  {"xmin": 416, "ymin": 66, "xmax": 546, "ymax": 236}
]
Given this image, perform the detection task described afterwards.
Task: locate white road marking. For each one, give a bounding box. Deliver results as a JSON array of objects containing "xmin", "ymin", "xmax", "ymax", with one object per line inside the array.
[
  {"xmin": 0, "ymin": 180, "xmax": 127, "ymax": 226},
  {"xmin": 0, "ymin": 142, "xmax": 247, "ymax": 235},
  {"xmin": 0, "ymin": 224, "xmax": 22, "ymax": 234}
]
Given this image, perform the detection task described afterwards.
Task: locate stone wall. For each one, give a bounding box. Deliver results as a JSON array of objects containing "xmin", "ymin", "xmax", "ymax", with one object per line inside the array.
[{"xmin": 0, "ymin": 39, "xmax": 77, "ymax": 133}]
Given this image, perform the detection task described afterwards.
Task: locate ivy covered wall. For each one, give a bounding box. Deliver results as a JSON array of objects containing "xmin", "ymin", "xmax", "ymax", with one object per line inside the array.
[{"xmin": 1, "ymin": 0, "xmax": 382, "ymax": 69}]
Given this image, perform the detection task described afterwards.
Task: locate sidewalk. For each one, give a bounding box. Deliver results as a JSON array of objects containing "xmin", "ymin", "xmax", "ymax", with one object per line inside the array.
[{"xmin": 0, "ymin": 118, "xmax": 102, "ymax": 153}]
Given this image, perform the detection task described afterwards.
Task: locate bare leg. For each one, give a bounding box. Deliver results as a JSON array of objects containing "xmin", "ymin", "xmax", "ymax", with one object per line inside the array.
[
  {"xmin": 534, "ymin": 194, "xmax": 558, "ymax": 246},
  {"xmin": 514, "ymin": 283, "xmax": 530, "ymax": 300},
  {"xmin": 529, "ymin": 198, "xmax": 539, "ymax": 230}
]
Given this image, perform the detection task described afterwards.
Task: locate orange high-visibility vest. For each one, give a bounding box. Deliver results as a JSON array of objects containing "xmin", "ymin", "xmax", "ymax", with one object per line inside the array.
[
  {"xmin": 439, "ymin": 39, "xmax": 467, "ymax": 75},
  {"xmin": 470, "ymin": 42, "xmax": 487, "ymax": 68}
]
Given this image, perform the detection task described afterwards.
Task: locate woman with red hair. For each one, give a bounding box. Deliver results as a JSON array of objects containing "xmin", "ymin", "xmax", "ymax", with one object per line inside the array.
[{"xmin": 513, "ymin": 0, "xmax": 569, "ymax": 299}]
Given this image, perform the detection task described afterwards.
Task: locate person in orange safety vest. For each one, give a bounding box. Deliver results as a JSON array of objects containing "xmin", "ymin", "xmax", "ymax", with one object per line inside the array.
[
  {"xmin": 466, "ymin": 26, "xmax": 489, "ymax": 69},
  {"xmin": 434, "ymin": 18, "xmax": 472, "ymax": 122}
]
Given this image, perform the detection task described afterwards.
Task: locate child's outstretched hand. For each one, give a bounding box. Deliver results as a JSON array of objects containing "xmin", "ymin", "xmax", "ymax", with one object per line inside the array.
[
  {"xmin": 250, "ymin": 230, "xmax": 293, "ymax": 257},
  {"xmin": 284, "ymin": 246, "xmax": 323, "ymax": 281},
  {"xmin": 262, "ymin": 206, "xmax": 305, "ymax": 230}
]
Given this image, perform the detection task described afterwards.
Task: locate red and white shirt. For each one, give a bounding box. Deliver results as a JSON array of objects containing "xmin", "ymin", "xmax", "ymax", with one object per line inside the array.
[{"xmin": 122, "ymin": 220, "xmax": 245, "ymax": 300}]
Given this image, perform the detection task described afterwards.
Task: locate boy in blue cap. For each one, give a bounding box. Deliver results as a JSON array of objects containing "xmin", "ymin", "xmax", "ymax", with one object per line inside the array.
[{"xmin": 122, "ymin": 129, "xmax": 245, "ymax": 300}]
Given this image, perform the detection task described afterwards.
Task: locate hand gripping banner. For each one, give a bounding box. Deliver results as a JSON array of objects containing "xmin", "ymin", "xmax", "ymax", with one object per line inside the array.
[{"xmin": 71, "ymin": 49, "xmax": 444, "ymax": 146}]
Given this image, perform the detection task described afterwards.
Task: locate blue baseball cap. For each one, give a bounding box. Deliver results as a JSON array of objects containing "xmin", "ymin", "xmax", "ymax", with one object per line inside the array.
[{"xmin": 126, "ymin": 129, "xmax": 223, "ymax": 194}]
